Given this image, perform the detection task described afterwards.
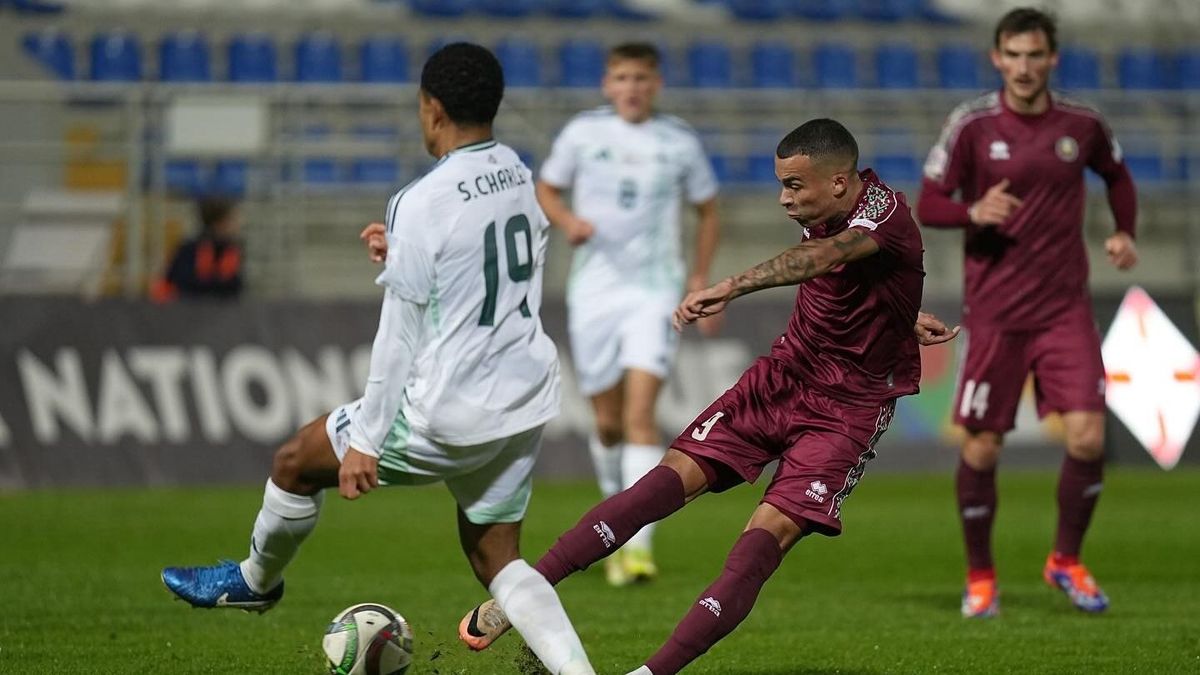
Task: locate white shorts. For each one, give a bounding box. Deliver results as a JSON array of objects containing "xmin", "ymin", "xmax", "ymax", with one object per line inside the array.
[
  {"xmin": 325, "ymin": 400, "xmax": 542, "ymax": 524},
  {"xmin": 567, "ymin": 291, "xmax": 679, "ymax": 396}
]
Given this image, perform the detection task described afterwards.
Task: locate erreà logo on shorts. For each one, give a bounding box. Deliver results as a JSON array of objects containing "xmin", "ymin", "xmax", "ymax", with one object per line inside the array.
[
  {"xmin": 699, "ymin": 597, "xmax": 722, "ymax": 617},
  {"xmin": 593, "ymin": 521, "xmax": 616, "ymax": 548},
  {"xmin": 806, "ymin": 480, "xmax": 828, "ymax": 503}
]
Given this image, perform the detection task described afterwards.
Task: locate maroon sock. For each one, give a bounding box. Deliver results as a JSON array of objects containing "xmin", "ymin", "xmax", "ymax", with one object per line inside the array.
[
  {"xmin": 644, "ymin": 528, "xmax": 783, "ymax": 675},
  {"xmin": 1054, "ymin": 454, "xmax": 1104, "ymax": 558},
  {"xmin": 956, "ymin": 459, "xmax": 997, "ymax": 573},
  {"xmin": 535, "ymin": 465, "xmax": 685, "ymax": 585}
]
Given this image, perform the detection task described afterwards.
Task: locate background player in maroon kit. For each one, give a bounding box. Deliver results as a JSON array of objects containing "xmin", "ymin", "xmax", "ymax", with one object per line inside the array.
[
  {"xmin": 458, "ymin": 118, "xmax": 959, "ymax": 674},
  {"xmin": 917, "ymin": 7, "xmax": 1138, "ymax": 617}
]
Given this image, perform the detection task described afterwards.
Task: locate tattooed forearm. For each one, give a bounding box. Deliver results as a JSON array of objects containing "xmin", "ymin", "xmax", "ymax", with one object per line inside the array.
[{"xmin": 728, "ymin": 229, "xmax": 872, "ymax": 298}]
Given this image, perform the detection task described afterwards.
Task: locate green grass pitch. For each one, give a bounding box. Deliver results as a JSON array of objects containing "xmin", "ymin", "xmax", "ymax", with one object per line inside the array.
[{"xmin": 2, "ymin": 468, "xmax": 1198, "ymax": 674}]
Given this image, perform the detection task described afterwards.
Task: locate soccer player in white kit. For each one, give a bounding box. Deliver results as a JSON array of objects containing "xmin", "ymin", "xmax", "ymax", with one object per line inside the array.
[
  {"xmin": 161, "ymin": 43, "xmax": 594, "ymax": 675},
  {"xmin": 538, "ymin": 42, "xmax": 721, "ymax": 585}
]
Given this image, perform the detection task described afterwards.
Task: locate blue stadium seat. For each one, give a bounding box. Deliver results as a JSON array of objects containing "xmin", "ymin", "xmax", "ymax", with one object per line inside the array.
[
  {"xmin": 1118, "ymin": 48, "xmax": 1165, "ymax": 90},
  {"xmin": 559, "ymin": 40, "xmax": 605, "ymax": 87},
  {"xmin": 688, "ymin": 42, "xmax": 733, "ymax": 88},
  {"xmin": 872, "ymin": 153, "xmax": 920, "ymax": 183},
  {"xmin": 212, "ymin": 160, "xmax": 248, "ymax": 197},
  {"xmin": 11, "ymin": 0, "xmax": 65, "ymax": 14},
  {"xmin": 296, "ymin": 33, "xmax": 342, "ymax": 83},
  {"xmin": 1123, "ymin": 153, "xmax": 1164, "ymax": 182},
  {"xmin": 22, "ymin": 30, "xmax": 74, "ymax": 80},
  {"xmin": 750, "ymin": 41, "xmax": 796, "ymax": 88},
  {"xmin": 228, "ymin": 33, "xmax": 277, "ymax": 82},
  {"xmin": 1178, "ymin": 49, "xmax": 1200, "ymax": 90},
  {"xmin": 478, "ymin": 0, "xmax": 537, "ymax": 17},
  {"xmin": 495, "ymin": 39, "xmax": 541, "ymax": 87},
  {"xmin": 351, "ymin": 158, "xmax": 401, "ymax": 185},
  {"xmin": 1057, "ymin": 47, "xmax": 1100, "ymax": 90},
  {"xmin": 607, "ymin": 0, "xmax": 657, "ymax": 20},
  {"xmin": 90, "ymin": 32, "xmax": 141, "ymax": 82},
  {"xmin": 792, "ymin": 0, "xmax": 858, "ymax": 20},
  {"xmin": 409, "ymin": 0, "xmax": 475, "ymax": 16},
  {"xmin": 860, "ymin": 0, "xmax": 923, "ymax": 22},
  {"xmin": 546, "ymin": 0, "xmax": 605, "ymax": 17},
  {"xmin": 159, "ymin": 32, "xmax": 211, "ymax": 82},
  {"xmin": 875, "ymin": 44, "xmax": 919, "ymax": 89},
  {"xmin": 936, "ymin": 44, "xmax": 979, "ymax": 89},
  {"xmin": 360, "ymin": 37, "xmax": 408, "ymax": 83},
  {"xmin": 303, "ymin": 159, "xmax": 339, "ymax": 185},
  {"xmin": 728, "ymin": 0, "xmax": 787, "ymax": 20},
  {"xmin": 813, "ymin": 44, "xmax": 857, "ymax": 89},
  {"xmin": 165, "ymin": 160, "xmax": 204, "ymax": 196}
]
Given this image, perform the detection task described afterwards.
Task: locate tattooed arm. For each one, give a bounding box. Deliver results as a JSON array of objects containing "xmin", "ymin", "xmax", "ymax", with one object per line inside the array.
[{"xmin": 673, "ymin": 227, "xmax": 879, "ymax": 329}]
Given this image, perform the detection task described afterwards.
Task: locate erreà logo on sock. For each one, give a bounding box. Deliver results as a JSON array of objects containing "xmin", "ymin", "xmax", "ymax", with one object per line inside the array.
[
  {"xmin": 593, "ymin": 521, "xmax": 615, "ymax": 548},
  {"xmin": 699, "ymin": 597, "xmax": 722, "ymax": 617}
]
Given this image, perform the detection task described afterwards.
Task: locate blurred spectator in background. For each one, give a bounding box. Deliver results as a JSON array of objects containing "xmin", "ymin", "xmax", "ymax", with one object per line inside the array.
[{"xmin": 153, "ymin": 196, "xmax": 244, "ymax": 301}]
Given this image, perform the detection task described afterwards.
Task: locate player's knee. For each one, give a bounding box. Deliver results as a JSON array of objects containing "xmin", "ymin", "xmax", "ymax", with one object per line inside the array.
[
  {"xmin": 594, "ymin": 418, "xmax": 624, "ymax": 447},
  {"xmin": 1066, "ymin": 426, "xmax": 1105, "ymax": 461},
  {"xmin": 271, "ymin": 434, "xmax": 310, "ymax": 493},
  {"xmin": 962, "ymin": 431, "xmax": 1002, "ymax": 470}
]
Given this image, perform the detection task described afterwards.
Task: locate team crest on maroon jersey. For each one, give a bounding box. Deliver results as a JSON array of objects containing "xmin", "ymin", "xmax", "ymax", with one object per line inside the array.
[
  {"xmin": 1056, "ymin": 135, "xmax": 1079, "ymax": 162},
  {"xmin": 988, "ymin": 140, "xmax": 1010, "ymax": 160}
]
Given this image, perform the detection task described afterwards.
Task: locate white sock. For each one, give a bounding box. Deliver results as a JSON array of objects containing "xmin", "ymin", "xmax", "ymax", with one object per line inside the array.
[
  {"xmin": 239, "ymin": 479, "xmax": 323, "ymax": 594},
  {"xmin": 489, "ymin": 560, "xmax": 594, "ymax": 675},
  {"xmin": 622, "ymin": 444, "xmax": 664, "ymax": 551},
  {"xmin": 626, "ymin": 667, "xmax": 654, "ymax": 675},
  {"xmin": 588, "ymin": 434, "xmax": 623, "ymax": 499}
]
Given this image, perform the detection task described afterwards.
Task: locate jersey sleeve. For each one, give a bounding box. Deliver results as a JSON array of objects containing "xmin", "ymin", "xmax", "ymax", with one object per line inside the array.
[
  {"xmin": 538, "ymin": 120, "xmax": 581, "ymax": 188},
  {"xmin": 1085, "ymin": 113, "xmax": 1125, "ymax": 179},
  {"xmin": 848, "ymin": 186, "xmax": 909, "ymax": 257},
  {"xmin": 683, "ymin": 134, "xmax": 719, "ymax": 204},
  {"xmin": 375, "ymin": 189, "xmax": 438, "ymax": 304},
  {"xmin": 922, "ymin": 106, "xmax": 974, "ymax": 194}
]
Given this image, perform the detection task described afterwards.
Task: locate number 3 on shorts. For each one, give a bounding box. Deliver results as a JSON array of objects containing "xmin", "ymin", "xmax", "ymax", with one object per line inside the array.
[
  {"xmin": 959, "ymin": 380, "xmax": 991, "ymax": 420},
  {"xmin": 691, "ymin": 412, "xmax": 725, "ymax": 441}
]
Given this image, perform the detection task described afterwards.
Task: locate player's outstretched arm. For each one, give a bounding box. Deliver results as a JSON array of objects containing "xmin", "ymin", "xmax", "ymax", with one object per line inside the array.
[
  {"xmin": 914, "ymin": 311, "xmax": 961, "ymax": 346},
  {"xmin": 535, "ymin": 180, "xmax": 594, "ymax": 246},
  {"xmin": 674, "ymin": 227, "xmax": 878, "ymax": 329}
]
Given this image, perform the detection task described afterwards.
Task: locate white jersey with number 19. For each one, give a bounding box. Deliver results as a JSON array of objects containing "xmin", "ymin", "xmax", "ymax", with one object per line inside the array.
[{"xmin": 376, "ymin": 139, "xmax": 560, "ymax": 446}]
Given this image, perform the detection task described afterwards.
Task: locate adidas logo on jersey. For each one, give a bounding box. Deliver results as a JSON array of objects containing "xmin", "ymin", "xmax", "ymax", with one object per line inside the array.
[
  {"xmin": 593, "ymin": 521, "xmax": 616, "ymax": 548},
  {"xmin": 699, "ymin": 597, "xmax": 722, "ymax": 617}
]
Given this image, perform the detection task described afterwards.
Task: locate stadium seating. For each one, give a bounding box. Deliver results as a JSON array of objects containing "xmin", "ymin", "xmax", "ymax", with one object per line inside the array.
[
  {"xmin": 1178, "ymin": 49, "xmax": 1200, "ymax": 90},
  {"xmin": 936, "ymin": 44, "xmax": 979, "ymax": 89},
  {"xmin": 295, "ymin": 33, "xmax": 343, "ymax": 83},
  {"xmin": 1056, "ymin": 46, "xmax": 1101, "ymax": 90},
  {"xmin": 90, "ymin": 32, "xmax": 142, "ymax": 82},
  {"xmin": 212, "ymin": 159, "xmax": 248, "ymax": 197},
  {"xmin": 688, "ymin": 42, "xmax": 733, "ymax": 88},
  {"xmin": 495, "ymin": 38, "xmax": 541, "ymax": 87},
  {"xmin": 478, "ymin": 0, "xmax": 538, "ymax": 17},
  {"xmin": 409, "ymin": 0, "xmax": 475, "ymax": 17},
  {"xmin": 1123, "ymin": 152, "xmax": 1164, "ymax": 182},
  {"xmin": 360, "ymin": 36, "xmax": 408, "ymax": 83},
  {"xmin": 559, "ymin": 39, "xmax": 605, "ymax": 87},
  {"xmin": 793, "ymin": 0, "xmax": 858, "ymax": 21},
  {"xmin": 860, "ymin": 0, "xmax": 924, "ymax": 22},
  {"xmin": 813, "ymin": 44, "xmax": 858, "ymax": 89},
  {"xmin": 872, "ymin": 153, "xmax": 921, "ymax": 183},
  {"xmin": 750, "ymin": 41, "xmax": 796, "ymax": 88},
  {"xmin": 228, "ymin": 33, "xmax": 277, "ymax": 83},
  {"xmin": 350, "ymin": 158, "xmax": 401, "ymax": 185},
  {"xmin": 545, "ymin": 0, "xmax": 606, "ymax": 18},
  {"xmin": 875, "ymin": 44, "xmax": 919, "ymax": 89},
  {"xmin": 726, "ymin": 0, "xmax": 787, "ymax": 21},
  {"xmin": 159, "ymin": 31, "xmax": 211, "ymax": 82},
  {"xmin": 22, "ymin": 30, "xmax": 74, "ymax": 80},
  {"xmin": 1117, "ymin": 48, "xmax": 1168, "ymax": 90},
  {"xmin": 164, "ymin": 159, "xmax": 204, "ymax": 196}
]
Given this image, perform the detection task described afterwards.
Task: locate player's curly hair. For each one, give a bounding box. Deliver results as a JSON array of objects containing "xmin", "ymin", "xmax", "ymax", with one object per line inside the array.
[
  {"xmin": 994, "ymin": 7, "xmax": 1057, "ymax": 52},
  {"xmin": 420, "ymin": 43, "xmax": 504, "ymax": 127},
  {"xmin": 776, "ymin": 118, "xmax": 858, "ymax": 171}
]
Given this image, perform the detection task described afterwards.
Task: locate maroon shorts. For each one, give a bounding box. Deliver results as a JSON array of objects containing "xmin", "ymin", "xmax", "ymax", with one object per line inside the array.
[
  {"xmin": 953, "ymin": 307, "xmax": 1106, "ymax": 433},
  {"xmin": 670, "ymin": 357, "xmax": 895, "ymax": 537}
]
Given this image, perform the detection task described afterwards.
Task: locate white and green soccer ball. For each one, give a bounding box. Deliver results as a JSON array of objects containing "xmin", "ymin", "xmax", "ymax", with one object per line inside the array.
[{"xmin": 322, "ymin": 603, "xmax": 414, "ymax": 675}]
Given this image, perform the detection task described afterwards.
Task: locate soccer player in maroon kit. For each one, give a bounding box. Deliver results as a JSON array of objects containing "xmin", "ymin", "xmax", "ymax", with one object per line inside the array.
[
  {"xmin": 458, "ymin": 118, "xmax": 959, "ymax": 674},
  {"xmin": 917, "ymin": 7, "xmax": 1138, "ymax": 618}
]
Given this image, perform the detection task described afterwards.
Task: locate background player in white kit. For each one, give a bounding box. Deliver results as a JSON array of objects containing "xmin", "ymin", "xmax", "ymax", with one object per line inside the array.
[
  {"xmin": 161, "ymin": 43, "xmax": 594, "ymax": 675},
  {"xmin": 538, "ymin": 42, "xmax": 721, "ymax": 585}
]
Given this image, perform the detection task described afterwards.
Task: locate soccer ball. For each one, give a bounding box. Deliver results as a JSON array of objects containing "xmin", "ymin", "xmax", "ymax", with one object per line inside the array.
[{"xmin": 322, "ymin": 603, "xmax": 414, "ymax": 675}]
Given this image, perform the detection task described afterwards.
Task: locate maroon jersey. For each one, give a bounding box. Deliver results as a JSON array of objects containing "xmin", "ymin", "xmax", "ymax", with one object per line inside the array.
[
  {"xmin": 921, "ymin": 91, "xmax": 1129, "ymax": 329},
  {"xmin": 769, "ymin": 169, "xmax": 925, "ymax": 404}
]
